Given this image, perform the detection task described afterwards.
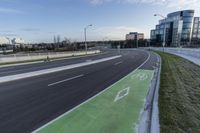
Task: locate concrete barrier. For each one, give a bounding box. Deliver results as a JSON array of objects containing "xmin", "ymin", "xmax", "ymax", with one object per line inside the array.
[{"xmin": 0, "ymin": 50, "xmax": 100, "ymax": 64}]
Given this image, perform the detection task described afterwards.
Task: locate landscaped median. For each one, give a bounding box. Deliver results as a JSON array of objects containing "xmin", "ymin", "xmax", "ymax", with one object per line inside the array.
[
  {"xmin": 157, "ymin": 52, "xmax": 200, "ymax": 133},
  {"xmin": 34, "ymin": 69, "xmax": 154, "ymax": 133}
]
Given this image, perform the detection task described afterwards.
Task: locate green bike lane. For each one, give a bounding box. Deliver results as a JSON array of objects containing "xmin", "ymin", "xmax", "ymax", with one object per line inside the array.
[{"xmin": 36, "ymin": 69, "xmax": 154, "ymax": 133}]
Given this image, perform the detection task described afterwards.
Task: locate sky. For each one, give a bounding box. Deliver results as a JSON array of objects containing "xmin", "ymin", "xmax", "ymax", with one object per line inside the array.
[{"xmin": 0, "ymin": 0, "xmax": 200, "ymax": 43}]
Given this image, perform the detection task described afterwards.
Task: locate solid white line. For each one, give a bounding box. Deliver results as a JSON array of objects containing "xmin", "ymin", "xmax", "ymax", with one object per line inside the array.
[
  {"xmin": 0, "ymin": 55, "xmax": 121, "ymax": 84},
  {"xmin": 48, "ymin": 74, "xmax": 84, "ymax": 87},
  {"xmin": 114, "ymin": 61, "xmax": 123, "ymax": 65},
  {"xmin": 32, "ymin": 50, "xmax": 151, "ymax": 133}
]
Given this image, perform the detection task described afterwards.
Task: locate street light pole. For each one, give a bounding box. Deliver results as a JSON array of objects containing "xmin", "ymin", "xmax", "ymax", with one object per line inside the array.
[
  {"xmin": 84, "ymin": 24, "xmax": 92, "ymax": 54},
  {"xmin": 154, "ymin": 14, "xmax": 166, "ymax": 52}
]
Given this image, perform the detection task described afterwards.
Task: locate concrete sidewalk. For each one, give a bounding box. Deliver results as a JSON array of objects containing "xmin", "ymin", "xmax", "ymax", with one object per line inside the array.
[
  {"xmin": 151, "ymin": 47, "xmax": 200, "ymax": 66},
  {"xmin": 169, "ymin": 53, "xmax": 200, "ymax": 66}
]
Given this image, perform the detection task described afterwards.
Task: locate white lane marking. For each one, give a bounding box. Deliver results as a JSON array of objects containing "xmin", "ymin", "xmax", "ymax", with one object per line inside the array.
[
  {"xmin": 86, "ymin": 59, "xmax": 92, "ymax": 62},
  {"xmin": 0, "ymin": 55, "xmax": 121, "ymax": 83},
  {"xmin": 131, "ymin": 73, "xmax": 148, "ymax": 81},
  {"xmin": 32, "ymin": 50, "xmax": 151, "ymax": 133},
  {"xmin": 114, "ymin": 87, "xmax": 130, "ymax": 102},
  {"xmin": 114, "ymin": 61, "xmax": 123, "ymax": 66},
  {"xmin": 48, "ymin": 74, "xmax": 84, "ymax": 87}
]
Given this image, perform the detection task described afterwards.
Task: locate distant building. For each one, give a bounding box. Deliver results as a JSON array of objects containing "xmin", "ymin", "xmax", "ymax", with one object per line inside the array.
[
  {"xmin": 12, "ymin": 38, "xmax": 25, "ymax": 46},
  {"xmin": 151, "ymin": 10, "xmax": 200, "ymax": 47},
  {"xmin": 0, "ymin": 36, "xmax": 25, "ymax": 46},
  {"xmin": 126, "ymin": 32, "xmax": 144, "ymax": 40},
  {"xmin": 191, "ymin": 17, "xmax": 200, "ymax": 44}
]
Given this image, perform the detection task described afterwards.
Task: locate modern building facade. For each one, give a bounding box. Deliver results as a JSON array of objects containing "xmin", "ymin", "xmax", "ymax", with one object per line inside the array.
[
  {"xmin": 126, "ymin": 32, "xmax": 144, "ymax": 40},
  {"xmin": 151, "ymin": 10, "xmax": 200, "ymax": 47}
]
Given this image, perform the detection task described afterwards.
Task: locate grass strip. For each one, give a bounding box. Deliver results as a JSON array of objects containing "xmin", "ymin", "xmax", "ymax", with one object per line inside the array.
[{"xmin": 157, "ymin": 52, "xmax": 200, "ymax": 133}]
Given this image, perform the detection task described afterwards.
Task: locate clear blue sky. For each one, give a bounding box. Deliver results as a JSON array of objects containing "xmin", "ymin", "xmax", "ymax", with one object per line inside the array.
[{"xmin": 0, "ymin": 0, "xmax": 199, "ymax": 43}]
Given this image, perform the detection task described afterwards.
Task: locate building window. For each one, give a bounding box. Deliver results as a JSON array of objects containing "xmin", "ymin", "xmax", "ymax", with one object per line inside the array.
[
  {"xmin": 183, "ymin": 11, "xmax": 194, "ymax": 17},
  {"xmin": 198, "ymin": 34, "xmax": 200, "ymax": 39},
  {"xmin": 192, "ymin": 34, "xmax": 197, "ymax": 38},
  {"xmin": 155, "ymin": 30, "xmax": 159, "ymax": 34},
  {"xmin": 193, "ymin": 24, "xmax": 199, "ymax": 28},
  {"xmin": 194, "ymin": 18, "xmax": 199, "ymax": 22},
  {"xmin": 183, "ymin": 17, "xmax": 193, "ymax": 22},
  {"xmin": 183, "ymin": 22, "xmax": 192, "ymax": 28},
  {"xmin": 182, "ymin": 28, "xmax": 191, "ymax": 34},
  {"xmin": 193, "ymin": 29, "xmax": 198, "ymax": 33},
  {"xmin": 182, "ymin": 34, "xmax": 190, "ymax": 39}
]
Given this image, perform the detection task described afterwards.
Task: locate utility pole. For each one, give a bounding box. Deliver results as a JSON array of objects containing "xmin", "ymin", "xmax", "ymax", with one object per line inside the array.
[{"xmin": 154, "ymin": 14, "xmax": 166, "ymax": 52}]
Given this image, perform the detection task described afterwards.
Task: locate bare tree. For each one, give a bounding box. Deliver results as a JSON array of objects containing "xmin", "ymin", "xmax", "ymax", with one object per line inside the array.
[
  {"xmin": 57, "ymin": 35, "xmax": 60, "ymax": 43},
  {"xmin": 53, "ymin": 35, "xmax": 57, "ymax": 44}
]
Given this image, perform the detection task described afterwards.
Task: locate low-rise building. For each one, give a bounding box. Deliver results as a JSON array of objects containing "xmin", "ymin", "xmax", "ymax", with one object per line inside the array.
[
  {"xmin": 12, "ymin": 37, "xmax": 25, "ymax": 46},
  {"xmin": 126, "ymin": 32, "xmax": 144, "ymax": 40}
]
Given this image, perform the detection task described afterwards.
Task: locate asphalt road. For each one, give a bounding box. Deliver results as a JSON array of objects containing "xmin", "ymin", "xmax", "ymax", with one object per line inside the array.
[{"xmin": 0, "ymin": 49, "xmax": 158, "ymax": 133}]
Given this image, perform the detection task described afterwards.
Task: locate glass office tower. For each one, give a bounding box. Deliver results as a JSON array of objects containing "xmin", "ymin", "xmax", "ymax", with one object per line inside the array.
[
  {"xmin": 151, "ymin": 10, "xmax": 200, "ymax": 47},
  {"xmin": 192, "ymin": 17, "xmax": 200, "ymax": 45}
]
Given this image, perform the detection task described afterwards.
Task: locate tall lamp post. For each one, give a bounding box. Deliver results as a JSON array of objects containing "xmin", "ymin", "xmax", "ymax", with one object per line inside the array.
[
  {"xmin": 84, "ymin": 24, "xmax": 92, "ymax": 54},
  {"xmin": 154, "ymin": 14, "xmax": 166, "ymax": 52}
]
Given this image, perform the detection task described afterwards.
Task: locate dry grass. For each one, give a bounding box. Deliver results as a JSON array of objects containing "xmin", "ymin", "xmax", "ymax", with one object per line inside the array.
[{"xmin": 157, "ymin": 52, "xmax": 200, "ymax": 133}]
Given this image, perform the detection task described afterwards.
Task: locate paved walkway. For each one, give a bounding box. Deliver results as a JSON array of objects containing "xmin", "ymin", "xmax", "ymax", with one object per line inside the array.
[
  {"xmin": 168, "ymin": 52, "xmax": 200, "ymax": 66},
  {"xmin": 151, "ymin": 47, "xmax": 200, "ymax": 66}
]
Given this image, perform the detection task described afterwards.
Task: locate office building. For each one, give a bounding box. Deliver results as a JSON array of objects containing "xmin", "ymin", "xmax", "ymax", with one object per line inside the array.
[
  {"xmin": 126, "ymin": 32, "xmax": 144, "ymax": 40},
  {"xmin": 151, "ymin": 10, "xmax": 200, "ymax": 47}
]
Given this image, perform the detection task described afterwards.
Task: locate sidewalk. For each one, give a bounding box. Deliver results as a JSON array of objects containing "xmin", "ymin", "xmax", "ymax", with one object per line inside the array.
[
  {"xmin": 168, "ymin": 52, "xmax": 200, "ymax": 66},
  {"xmin": 151, "ymin": 47, "xmax": 200, "ymax": 66}
]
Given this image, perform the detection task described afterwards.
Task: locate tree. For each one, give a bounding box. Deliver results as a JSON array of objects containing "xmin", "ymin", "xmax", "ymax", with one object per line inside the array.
[
  {"xmin": 53, "ymin": 36, "xmax": 57, "ymax": 44},
  {"xmin": 57, "ymin": 35, "xmax": 60, "ymax": 43}
]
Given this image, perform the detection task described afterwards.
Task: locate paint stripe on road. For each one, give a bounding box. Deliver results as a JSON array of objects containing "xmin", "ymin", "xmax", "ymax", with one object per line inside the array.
[
  {"xmin": 35, "ymin": 69, "xmax": 154, "ymax": 133},
  {"xmin": 114, "ymin": 61, "xmax": 123, "ymax": 65},
  {"xmin": 48, "ymin": 74, "xmax": 84, "ymax": 87},
  {"xmin": 32, "ymin": 51, "xmax": 151, "ymax": 133},
  {"xmin": 0, "ymin": 55, "xmax": 121, "ymax": 83}
]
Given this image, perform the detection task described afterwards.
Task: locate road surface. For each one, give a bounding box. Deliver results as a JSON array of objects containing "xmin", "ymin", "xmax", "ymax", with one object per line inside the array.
[{"xmin": 0, "ymin": 49, "xmax": 158, "ymax": 133}]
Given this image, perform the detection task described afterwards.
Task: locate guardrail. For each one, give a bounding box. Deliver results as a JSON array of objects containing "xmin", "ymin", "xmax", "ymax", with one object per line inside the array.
[{"xmin": 0, "ymin": 50, "xmax": 100, "ymax": 64}]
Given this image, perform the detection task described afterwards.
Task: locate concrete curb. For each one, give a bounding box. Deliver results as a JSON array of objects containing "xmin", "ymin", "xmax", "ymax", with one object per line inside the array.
[
  {"xmin": 137, "ymin": 51, "xmax": 161, "ymax": 133},
  {"xmin": 150, "ymin": 52, "xmax": 161, "ymax": 133}
]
